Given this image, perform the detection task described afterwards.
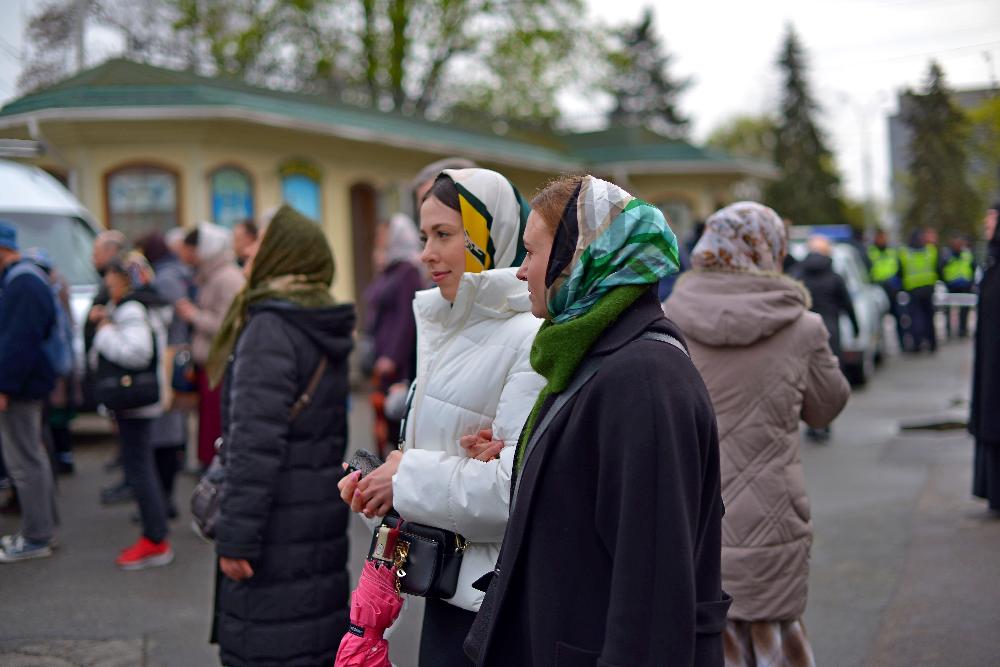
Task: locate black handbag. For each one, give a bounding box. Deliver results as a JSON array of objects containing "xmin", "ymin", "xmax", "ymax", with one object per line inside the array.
[
  {"xmin": 94, "ymin": 327, "xmax": 160, "ymax": 411},
  {"xmin": 368, "ymin": 511, "xmax": 469, "ymax": 598},
  {"xmin": 190, "ymin": 356, "xmax": 328, "ymax": 541},
  {"xmin": 350, "ymin": 436, "xmax": 471, "ymax": 598}
]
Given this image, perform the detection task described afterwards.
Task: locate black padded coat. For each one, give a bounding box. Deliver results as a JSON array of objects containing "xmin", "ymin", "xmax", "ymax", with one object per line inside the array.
[{"xmin": 213, "ymin": 300, "xmax": 354, "ymax": 667}]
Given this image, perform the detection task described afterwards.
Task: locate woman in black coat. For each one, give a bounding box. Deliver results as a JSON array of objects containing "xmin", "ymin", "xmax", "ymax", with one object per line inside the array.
[
  {"xmin": 209, "ymin": 206, "xmax": 355, "ymax": 667},
  {"xmin": 465, "ymin": 175, "xmax": 730, "ymax": 667},
  {"xmin": 971, "ymin": 202, "xmax": 1000, "ymax": 512}
]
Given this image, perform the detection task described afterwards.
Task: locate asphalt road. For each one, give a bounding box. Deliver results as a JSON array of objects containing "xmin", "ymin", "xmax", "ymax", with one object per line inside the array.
[{"xmin": 0, "ymin": 337, "xmax": 997, "ymax": 666}]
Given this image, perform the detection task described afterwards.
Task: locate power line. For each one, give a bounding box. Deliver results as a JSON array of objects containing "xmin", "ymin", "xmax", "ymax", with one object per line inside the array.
[{"xmin": 815, "ymin": 39, "xmax": 1000, "ymax": 70}]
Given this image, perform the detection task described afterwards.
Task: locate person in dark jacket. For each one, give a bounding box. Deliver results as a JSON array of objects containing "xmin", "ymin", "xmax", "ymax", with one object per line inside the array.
[
  {"xmin": 363, "ymin": 213, "xmax": 425, "ymax": 455},
  {"xmin": 210, "ymin": 205, "xmax": 355, "ymax": 667},
  {"xmin": 465, "ymin": 175, "xmax": 729, "ymax": 667},
  {"xmin": 136, "ymin": 231, "xmax": 194, "ymax": 517},
  {"xmin": 0, "ymin": 221, "xmax": 59, "ymax": 563},
  {"xmin": 793, "ymin": 235, "xmax": 860, "ymax": 360},
  {"xmin": 971, "ymin": 201, "xmax": 1000, "ymax": 513}
]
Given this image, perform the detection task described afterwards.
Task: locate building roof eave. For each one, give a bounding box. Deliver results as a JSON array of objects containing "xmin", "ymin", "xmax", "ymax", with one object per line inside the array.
[
  {"xmin": 604, "ymin": 159, "xmax": 779, "ymax": 180},
  {"xmin": 0, "ymin": 105, "xmax": 582, "ymax": 173}
]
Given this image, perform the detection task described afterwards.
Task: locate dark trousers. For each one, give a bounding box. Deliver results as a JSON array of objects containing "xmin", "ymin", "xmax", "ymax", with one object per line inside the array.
[
  {"xmin": 907, "ymin": 288, "xmax": 937, "ymax": 352},
  {"xmin": 419, "ymin": 597, "xmax": 476, "ymax": 667},
  {"xmin": 945, "ymin": 285, "xmax": 972, "ymax": 338},
  {"xmin": 881, "ymin": 284, "xmax": 906, "ymax": 350},
  {"xmin": 117, "ymin": 418, "xmax": 168, "ymax": 543},
  {"xmin": 153, "ymin": 444, "xmax": 184, "ymax": 507}
]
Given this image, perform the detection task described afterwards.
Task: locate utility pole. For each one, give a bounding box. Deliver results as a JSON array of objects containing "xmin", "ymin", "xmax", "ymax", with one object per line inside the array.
[{"xmin": 74, "ymin": 0, "xmax": 87, "ymax": 72}]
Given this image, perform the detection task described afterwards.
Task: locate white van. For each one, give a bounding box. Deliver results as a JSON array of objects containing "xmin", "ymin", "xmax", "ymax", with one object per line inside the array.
[{"xmin": 0, "ymin": 159, "xmax": 101, "ymax": 377}]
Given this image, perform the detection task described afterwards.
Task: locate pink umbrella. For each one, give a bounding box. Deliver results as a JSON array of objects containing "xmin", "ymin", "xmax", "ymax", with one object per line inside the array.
[{"xmin": 334, "ymin": 557, "xmax": 405, "ymax": 666}]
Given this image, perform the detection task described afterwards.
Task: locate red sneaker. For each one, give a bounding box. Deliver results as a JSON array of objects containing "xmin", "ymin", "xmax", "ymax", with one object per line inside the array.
[{"xmin": 116, "ymin": 537, "xmax": 174, "ymax": 570}]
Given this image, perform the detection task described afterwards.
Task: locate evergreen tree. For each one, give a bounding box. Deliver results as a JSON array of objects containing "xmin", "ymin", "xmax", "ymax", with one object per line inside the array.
[
  {"xmin": 765, "ymin": 26, "xmax": 847, "ymax": 227},
  {"xmin": 605, "ymin": 7, "xmax": 688, "ymax": 137},
  {"xmin": 902, "ymin": 62, "xmax": 982, "ymax": 238}
]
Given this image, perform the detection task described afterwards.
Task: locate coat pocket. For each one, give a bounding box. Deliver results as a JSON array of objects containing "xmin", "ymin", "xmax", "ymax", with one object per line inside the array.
[
  {"xmin": 784, "ymin": 462, "xmax": 811, "ymax": 524},
  {"xmin": 555, "ymin": 641, "xmax": 600, "ymax": 667}
]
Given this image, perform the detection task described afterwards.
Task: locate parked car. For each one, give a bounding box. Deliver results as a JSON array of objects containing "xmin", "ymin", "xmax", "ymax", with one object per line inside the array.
[
  {"xmin": 0, "ymin": 159, "xmax": 101, "ymax": 384},
  {"xmin": 789, "ymin": 237, "xmax": 890, "ymax": 385}
]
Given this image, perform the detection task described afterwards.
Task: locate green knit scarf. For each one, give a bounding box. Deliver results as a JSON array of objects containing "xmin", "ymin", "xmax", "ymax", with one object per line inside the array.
[{"xmin": 513, "ymin": 284, "xmax": 646, "ymax": 473}]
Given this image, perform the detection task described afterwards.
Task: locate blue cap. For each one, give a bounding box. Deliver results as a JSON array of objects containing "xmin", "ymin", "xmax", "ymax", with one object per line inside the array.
[{"xmin": 0, "ymin": 221, "xmax": 16, "ymax": 251}]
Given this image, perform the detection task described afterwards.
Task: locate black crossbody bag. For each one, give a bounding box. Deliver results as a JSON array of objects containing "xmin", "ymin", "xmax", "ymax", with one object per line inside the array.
[
  {"xmin": 351, "ymin": 382, "xmax": 470, "ymax": 598},
  {"xmin": 94, "ymin": 322, "xmax": 160, "ymax": 411}
]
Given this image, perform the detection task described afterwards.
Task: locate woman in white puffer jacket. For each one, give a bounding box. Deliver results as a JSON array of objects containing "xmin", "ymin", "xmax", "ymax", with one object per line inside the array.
[{"xmin": 339, "ymin": 168, "xmax": 544, "ymax": 666}]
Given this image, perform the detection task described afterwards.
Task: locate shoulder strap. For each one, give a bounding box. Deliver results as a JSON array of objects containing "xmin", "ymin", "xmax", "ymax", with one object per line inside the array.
[
  {"xmin": 289, "ymin": 356, "xmax": 328, "ymax": 422},
  {"xmin": 3, "ymin": 261, "xmax": 46, "ymax": 289},
  {"xmin": 640, "ymin": 331, "xmax": 689, "ymax": 357},
  {"xmin": 512, "ymin": 329, "xmax": 689, "ymax": 508},
  {"xmin": 511, "ymin": 354, "xmax": 604, "ymax": 509}
]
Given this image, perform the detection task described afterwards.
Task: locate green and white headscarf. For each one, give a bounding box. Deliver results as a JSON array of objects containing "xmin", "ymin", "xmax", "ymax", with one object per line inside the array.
[{"xmin": 545, "ymin": 175, "xmax": 680, "ymax": 323}]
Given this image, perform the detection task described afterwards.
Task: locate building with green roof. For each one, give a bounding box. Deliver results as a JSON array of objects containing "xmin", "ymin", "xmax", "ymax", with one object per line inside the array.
[{"xmin": 0, "ymin": 58, "xmax": 775, "ymax": 302}]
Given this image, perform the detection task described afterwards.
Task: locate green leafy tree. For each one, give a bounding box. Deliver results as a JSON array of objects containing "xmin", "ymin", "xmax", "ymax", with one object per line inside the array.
[
  {"xmin": 967, "ymin": 95, "xmax": 1000, "ymax": 210},
  {"xmin": 705, "ymin": 114, "xmax": 777, "ymax": 162},
  {"xmin": 765, "ymin": 26, "xmax": 847, "ymax": 227},
  {"xmin": 17, "ymin": 0, "xmax": 586, "ymax": 123},
  {"xmin": 901, "ymin": 61, "xmax": 981, "ymax": 239},
  {"xmin": 603, "ymin": 6, "xmax": 689, "ymax": 137}
]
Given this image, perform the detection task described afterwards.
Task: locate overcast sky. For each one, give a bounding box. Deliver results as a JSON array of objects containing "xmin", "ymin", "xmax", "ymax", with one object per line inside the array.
[{"xmin": 1, "ymin": 0, "xmax": 998, "ymax": 203}]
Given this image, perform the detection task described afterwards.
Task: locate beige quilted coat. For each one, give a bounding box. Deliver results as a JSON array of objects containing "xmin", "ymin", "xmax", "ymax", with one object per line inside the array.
[{"xmin": 665, "ymin": 270, "xmax": 849, "ymax": 621}]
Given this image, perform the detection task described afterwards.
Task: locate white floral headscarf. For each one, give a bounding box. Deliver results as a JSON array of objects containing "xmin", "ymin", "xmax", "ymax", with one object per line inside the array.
[{"xmin": 691, "ymin": 202, "xmax": 786, "ymax": 273}]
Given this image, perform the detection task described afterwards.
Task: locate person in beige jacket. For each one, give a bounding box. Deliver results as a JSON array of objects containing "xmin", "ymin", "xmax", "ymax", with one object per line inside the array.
[
  {"xmin": 175, "ymin": 222, "xmax": 245, "ymax": 467},
  {"xmin": 664, "ymin": 202, "xmax": 850, "ymax": 667}
]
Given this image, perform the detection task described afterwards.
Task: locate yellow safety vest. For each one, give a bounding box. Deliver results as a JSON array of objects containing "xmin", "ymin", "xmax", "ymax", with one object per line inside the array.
[
  {"xmin": 899, "ymin": 245, "xmax": 939, "ymax": 291},
  {"xmin": 868, "ymin": 246, "xmax": 899, "ymax": 283},
  {"xmin": 942, "ymin": 250, "xmax": 974, "ymax": 284}
]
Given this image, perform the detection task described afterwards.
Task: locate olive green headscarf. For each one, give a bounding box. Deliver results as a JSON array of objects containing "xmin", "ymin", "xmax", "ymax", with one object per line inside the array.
[{"xmin": 206, "ymin": 205, "xmax": 336, "ymax": 387}]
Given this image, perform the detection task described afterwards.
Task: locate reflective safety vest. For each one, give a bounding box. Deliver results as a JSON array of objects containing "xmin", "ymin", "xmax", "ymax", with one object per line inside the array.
[
  {"xmin": 868, "ymin": 246, "xmax": 899, "ymax": 283},
  {"xmin": 899, "ymin": 245, "xmax": 939, "ymax": 291},
  {"xmin": 942, "ymin": 249, "xmax": 975, "ymax": 285}
]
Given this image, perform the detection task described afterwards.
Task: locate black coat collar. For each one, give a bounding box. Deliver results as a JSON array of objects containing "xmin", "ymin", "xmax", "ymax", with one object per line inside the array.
[{"xmin": 588, "ymin": 286, "xmax": 688, "ymax": 357}]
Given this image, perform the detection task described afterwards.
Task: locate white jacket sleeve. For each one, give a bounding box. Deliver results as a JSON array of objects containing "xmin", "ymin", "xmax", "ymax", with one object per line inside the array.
[
  {"xmin": 392, "ymin": 336, "xmax": 545, "ymax": 542},
  {"xmin": 93, "ymin": 302, "xmax": 154, "ymax": 370}
]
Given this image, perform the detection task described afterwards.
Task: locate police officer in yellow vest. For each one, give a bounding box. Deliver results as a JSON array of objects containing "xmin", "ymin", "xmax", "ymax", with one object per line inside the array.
[
  {"xmin": 868, "ymin": 229, "xmax": 906, "ymax": 350},
  {"xmin": 943, "ymin": 236, "xmax": 975, "ymax": 338},
  {"xmin": 898, "ymin": 228, "xmax": 940, "ymax": 353}
]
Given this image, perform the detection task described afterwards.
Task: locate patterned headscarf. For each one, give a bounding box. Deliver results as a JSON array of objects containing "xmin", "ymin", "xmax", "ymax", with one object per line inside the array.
[
  {"xmin": 440, "ymin": 168, "xmax": 531, "ymax": 272},
  {"xmin": 691, "ymin": 201, "xmax": 787, "ymax": 273},
  {"xmin": 383, "ymin": 213, "xmax": 422, "ymax": 267},
  {"xmin": 544, "ymin": 176, "xmax": 679, "ymax": 323},
  {"xmin": 206, "ymin": 205, "xmax": 335, "ymax": 387}
]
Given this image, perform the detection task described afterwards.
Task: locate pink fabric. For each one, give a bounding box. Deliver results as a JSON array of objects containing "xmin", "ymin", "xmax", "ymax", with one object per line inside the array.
[{"xmin": 334, "ymin": 560, "xmax": 404, "ymax": 667}]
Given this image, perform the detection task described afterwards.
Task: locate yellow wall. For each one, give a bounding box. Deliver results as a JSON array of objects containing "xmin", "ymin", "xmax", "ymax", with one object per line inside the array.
[{"xmin": 11, "ymin": 117, "xmax": 764, "ymax": 300}]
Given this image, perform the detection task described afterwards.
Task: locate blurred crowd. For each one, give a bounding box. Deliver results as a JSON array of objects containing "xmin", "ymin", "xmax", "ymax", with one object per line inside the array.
[{"xmin": 0, "ymin": 156, "xmax": 997, "ymax": 667}]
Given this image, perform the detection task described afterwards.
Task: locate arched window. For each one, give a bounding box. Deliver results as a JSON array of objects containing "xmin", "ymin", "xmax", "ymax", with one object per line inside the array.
[
  {"xmin": 105, "ymin": 163, "xmax": 180, "ymax": 239},
  {"xmin": 210, "ymin": 166, "xmax": 254, "ymax": 228},
  {"xmin": 280, "ymin": 160, "xmax": 322, "ymax": 222}
]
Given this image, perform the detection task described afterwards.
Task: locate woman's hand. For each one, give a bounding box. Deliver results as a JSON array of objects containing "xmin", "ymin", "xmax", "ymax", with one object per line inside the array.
[
  {"xmin": 220, "ymin": 557, "xmax": 254, "ymax": 581},
  {"xmin": 356, "ymin": 450, "xmax": 403, "ymax": 519},
  {"xmin": 174, "ymin": 298, "xmax": 198, "ymax": 323},
  {"xmin": 337, "ymin": 468, "xmax": 366, "ymax": 513},
  {"xmin": 460, "ymin": 429, "xmax": 504, "ymax": 462}
]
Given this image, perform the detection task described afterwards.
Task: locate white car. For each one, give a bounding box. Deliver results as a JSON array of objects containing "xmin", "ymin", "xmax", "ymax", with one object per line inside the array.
[
  {"xmin": 790, "ymin": 240, "xmax": 890, "ymax": 385},
  {"xmin": 0, "ymin": 159, "xmax": 101, "ymax": 381}
]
